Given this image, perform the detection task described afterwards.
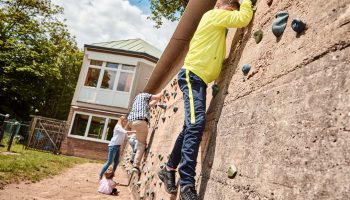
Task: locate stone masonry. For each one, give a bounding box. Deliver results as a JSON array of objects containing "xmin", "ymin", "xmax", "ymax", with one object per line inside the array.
[{"xmin": 122, "ymin": 0, "xmax": 350, "ymax": 199}]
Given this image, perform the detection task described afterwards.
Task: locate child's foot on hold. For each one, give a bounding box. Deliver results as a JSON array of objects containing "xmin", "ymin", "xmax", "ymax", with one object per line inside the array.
[
  {"xmin": 180, "ymin": 184, "xmax": 198, "ymax": 200},
  {"xmin": 132, "ymin": 166, "xmax": 141, "ymax": 174},
  {"xmin": 158, "ymin": 166, "xmax": 177, "ymax": 194}
]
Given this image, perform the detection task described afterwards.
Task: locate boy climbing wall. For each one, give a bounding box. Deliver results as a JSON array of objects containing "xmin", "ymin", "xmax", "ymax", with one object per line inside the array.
[{"xmin": 158, "ymin": 0, "xmax": 253, "ymax": 199}]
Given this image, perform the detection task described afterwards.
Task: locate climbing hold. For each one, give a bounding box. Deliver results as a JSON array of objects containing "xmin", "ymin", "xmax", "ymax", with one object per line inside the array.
[
  {"xmin": 162, "ymin": 117, "xmax": 166, "ymax": 123},
  {"xmin": 266, "ymin": 0, "xmax": 273, "ymax": 6},
  {"xmin": 272, "ymin": 11, "xmax": 289, "ymax": 37},
  {"xmin": 227, "ymin": 164, "xmax": 238, "ymax": 179},
  {"xmin": 253, "ymin": 30, "xmax": 263, "ymax": 44},
  {"xmin": 212, "ymin": 84, "xmax": 219, "ymax": 97},
  {"xmin": 159, "ymin": 181, "xmax": 163, "ymax": 187},
  {"xmin": 158, "ymin": 104, "xmax": 167, "ymax": 110},
  {"xmin": 251, "ymin": 0, "xmax": 257, "ymax": 6},
  {"xmin": 173, "ymin": 92, "xmax": 177, "ymax": 99},
  {"xmin": 291, "ymin": 18, "xmax": 306, "ymax": 34},
  {"xmin": 242, "ymin": 64, "xmax": 251, "ymax": 75},
  {"xmin": 173, "ymin": 106, "xmax": 178, "ymax": 113},
  {"xmin": 137, "ymin": 181, "xmax": 142, "ymax": 186}
]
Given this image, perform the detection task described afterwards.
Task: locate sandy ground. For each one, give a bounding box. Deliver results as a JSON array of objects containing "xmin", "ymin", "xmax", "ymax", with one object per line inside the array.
[{"xmin": 0, "ymin": 163, "xmax": 132, "ymax": 200}]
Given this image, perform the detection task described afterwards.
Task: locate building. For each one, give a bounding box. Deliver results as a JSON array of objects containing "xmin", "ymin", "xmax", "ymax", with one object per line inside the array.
[{"xmin": 60, "ymin": 39, "xmax": 161, "ymax": 159}]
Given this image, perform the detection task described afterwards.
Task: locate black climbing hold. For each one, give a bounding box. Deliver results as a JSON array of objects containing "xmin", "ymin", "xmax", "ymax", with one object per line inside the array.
[
  {"xmin": 162, "ymin": 117, "xmax": 166, "ymax": 123},
  {"xmin": 173, "ymin": 106, "xmax": 178, "ymax": 113},
  {"xmin": 251, "ymin": 0, "xmax": 257, "ymax": 6},
  {"xmin": 272, "ymin": 11, "xmax": 289, "ymax": 37},
  {"xmin": 253, "ymin": 30, "xmax": 263, "ymax": 44},
  {"xmin": 266, "ymin": 0, "xmax": 273, "ymax": 6},
  {"xmin": 212, "ymin": 84, "xmax": 219, "ymax": 97},
  {"xmin": 291, "ymin": 18, "xmax": 306, "ymax": 34},
  {"xmin": 227, "ymin": 164, "xmax": 238, "ymax": 179},
  {"xmin": 173, "ymin": 92, "xmax": 177, "ymax": 99},
  {"xmin": 158, "ymin": 104, "xmax": 167, "ymax": 110},
  {"xmin": 242, "ymin": 64, "xmax": 251, "ymax": 75}
]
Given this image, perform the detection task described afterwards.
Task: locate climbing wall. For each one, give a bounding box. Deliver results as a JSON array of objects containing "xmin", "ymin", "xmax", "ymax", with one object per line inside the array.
[{"xmin": 123, "ymin": 0, "xmax": 350, "ymax": 199}]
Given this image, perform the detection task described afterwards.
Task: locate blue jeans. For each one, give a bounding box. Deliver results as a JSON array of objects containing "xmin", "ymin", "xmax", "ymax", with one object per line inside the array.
[
  {"xmin": 167, "ymin": 69, "xmax": 207, "ymax": 187},
  {"xmin": 99, "ymin": 145, "xmax": 120, "ymax": 178}
]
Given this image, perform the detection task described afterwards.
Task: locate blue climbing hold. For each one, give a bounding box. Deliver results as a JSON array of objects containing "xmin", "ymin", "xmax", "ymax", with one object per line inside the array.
[
  {"xmin": 291, "ymin": 18, "xmax": 306, "ymax": 34},
  {"xmin": 272, "ymin": 11, "xmax": 289, "ymax": 37},
  {"xmin": 242, "ymin": 64, "xmax": 251, "ymax": 75}
]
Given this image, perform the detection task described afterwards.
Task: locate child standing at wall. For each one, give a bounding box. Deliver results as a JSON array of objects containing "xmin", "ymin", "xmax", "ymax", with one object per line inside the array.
[
  {"xmin": 127, "ymin": 92, "xmax": 163, "ymax": 173},
  {"xmin": 98, "ymin": 168, "xmax": 119, "ymax": 195},
  {"xmin": 158, "ymin": 0, "xmax": 253, "ymax": 199}
]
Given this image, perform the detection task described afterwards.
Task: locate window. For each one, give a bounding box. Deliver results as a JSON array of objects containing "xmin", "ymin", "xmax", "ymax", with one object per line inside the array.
[
  {"xmin": 83, "ymin": 60, "xmax": 135, "ymax": 92},
  {"xmin": 105, "ymin": 119, "xmax": 118, "ymax": 141},
  {"xmin": 90, "ymin": 60, "xmax": 103, "ymax": 66},
  {"xmin": 87, "ymin": 116, "xmax": 106, "ymax": 139},
  {"xmin": 101, "ymin": 70, "xmax": 117, "ymax": 90},
  {"xmin": 117, "ymin": 72, "xmax": 133, "ymax": 92},
  {"xmin": 69, "ymin": 112, "xmax": 119, "ymax": 142},
  {"xmin": 70, "ymin": 114, "xmax": 89, "ymax": 136},
  {"xmin": 85, "ymin": 68, "xmax": 100, "ymax": 87}
]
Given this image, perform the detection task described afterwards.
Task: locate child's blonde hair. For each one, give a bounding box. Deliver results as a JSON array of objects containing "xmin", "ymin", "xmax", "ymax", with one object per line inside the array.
[{"xmin": 118, "ymin": 115, "xmax": 127, "ymax": 128}]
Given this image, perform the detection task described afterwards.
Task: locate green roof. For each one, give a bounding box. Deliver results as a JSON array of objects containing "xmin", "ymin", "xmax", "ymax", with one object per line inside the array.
[{"xmin": 89, "ymin": 39, "xmax": 162, "ymax": 59}]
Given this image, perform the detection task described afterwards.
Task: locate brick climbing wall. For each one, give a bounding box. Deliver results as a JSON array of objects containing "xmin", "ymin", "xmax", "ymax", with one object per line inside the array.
[{"xmin": 123, "ymin": 0, "xmax": 350, "ymax": 199}]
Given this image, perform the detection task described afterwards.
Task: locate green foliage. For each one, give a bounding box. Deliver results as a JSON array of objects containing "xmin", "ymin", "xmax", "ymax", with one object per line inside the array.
[
  {"xmin": 0, "ymin": 0, "xmax": 83, "ymax": 120},
  {"xmin": 148, "ymin": 0, "xmax": 188, "ymax": 28}
]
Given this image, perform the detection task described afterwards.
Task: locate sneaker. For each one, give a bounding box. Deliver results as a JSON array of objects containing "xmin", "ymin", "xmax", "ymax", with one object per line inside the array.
[
  {"xmin": 180, "ymin": 185, "xmax": 198, "ymax": 200},
  {"xmin": 158, "ymin": 166, "xmax": 177, "ymax": 194},
  {"xmin": 132, "ymin": 166, "xmax": 141, "ymax": 174}
]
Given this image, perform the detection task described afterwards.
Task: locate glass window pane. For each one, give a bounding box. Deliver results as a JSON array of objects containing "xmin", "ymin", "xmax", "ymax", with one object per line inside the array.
[
  {"xmin": 90, "ymin": 60, "xmax": 103, "ymax": 66},
  {"xmin": 105, "ymin": 119, "xmax": 118, "ymax": 141},
  {"xmin": 101, "ymin": 70, "xmax": 117, "ymax": 90},
  {"xmin": 71, "ymin": 114, "xmax": 89, "ymax": 136},
  {"xmin": 106, "ymin": 62, "xmax": 119, "ymax": 69},
  {"xmin": 87, "ymin": 116, "xmax": 106, "ymax": 139},
  {"xmin": 117, "ymin": 72, "xmax": 133, "ymax": 92},
  {"xmin": 84, "ymin": 68, "xmax": 100, "ymax": 87},
  {"xmin": 122, "ymin": 65, "xmax": 135, "ymax": 71}
]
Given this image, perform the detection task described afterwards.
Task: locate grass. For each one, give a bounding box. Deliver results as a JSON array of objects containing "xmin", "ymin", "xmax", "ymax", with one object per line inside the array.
[{"xmin": 0, "ymin": 139, "xmax": 96, "ymax": 189}]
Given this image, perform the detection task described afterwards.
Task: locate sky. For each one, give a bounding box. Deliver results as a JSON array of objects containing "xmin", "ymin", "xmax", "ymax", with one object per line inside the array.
[{"xmin": 52, "ymin": 0, "xmax": 178, "ymax": 51}]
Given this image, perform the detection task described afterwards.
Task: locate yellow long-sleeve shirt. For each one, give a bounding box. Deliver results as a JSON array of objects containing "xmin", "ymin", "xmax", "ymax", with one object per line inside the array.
[{"xmin": 184, "ymin": 0, "xmax": 253, "ymax": 84}]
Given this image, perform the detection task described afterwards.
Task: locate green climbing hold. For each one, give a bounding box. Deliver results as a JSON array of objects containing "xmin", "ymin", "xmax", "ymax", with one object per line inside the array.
[
  {"xmin": 291, "ymin": 18, "xmax": 306, "ymax": 34},
  {"xmin": 254, "ymin": 30, "xmax": 263, "ymax": 44},
  {"xmin": 158, "ymin": 104, "xmax": 167, "ymax": 110},
  {"xmin": 272, "ymin": 11, "xmax": 289, "ymax": 37},
  {"xmin": 173, "ymin": 106, "xmax": 178, "ymax": 113},
  {"xmin": 242, "ymin": 64, "xmax": 251, "ymax": 75},
  {"xmin": 227, "ymin": 164, "xmax": 238, "ymax": 179},
  {"xmin": 212, "ymin": 84, "xmax": 219, "ymax": 97}
]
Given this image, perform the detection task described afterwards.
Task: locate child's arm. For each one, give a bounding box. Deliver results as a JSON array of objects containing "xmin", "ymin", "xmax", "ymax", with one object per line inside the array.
[
  {"xmin": 126, "ymin": 130, "xmax": 136, "ymax": 136},
  {"xmin": 212, "ymin": 0, "xmax": 253, "ymax": 28}
]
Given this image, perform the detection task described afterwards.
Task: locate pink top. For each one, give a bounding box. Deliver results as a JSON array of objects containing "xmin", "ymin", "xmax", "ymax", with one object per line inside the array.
[{"xmin": 98, "ymin": 178, "xmax": 117, "ymax": 194}]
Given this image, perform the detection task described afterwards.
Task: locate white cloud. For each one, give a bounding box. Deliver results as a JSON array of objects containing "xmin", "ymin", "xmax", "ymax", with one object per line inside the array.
[{"xmin": 52, "ymin": 0, "xmax": 177, "ymax": 51}]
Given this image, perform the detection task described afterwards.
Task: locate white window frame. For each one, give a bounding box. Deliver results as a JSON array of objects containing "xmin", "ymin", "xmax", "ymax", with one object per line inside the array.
[
  {"xmin": 68, "ymin": 111, "xmax": 119, "ymax": 143},
  {"xmin": 83, "ymin": 60, "xmax": 136, "ymax": 94}
]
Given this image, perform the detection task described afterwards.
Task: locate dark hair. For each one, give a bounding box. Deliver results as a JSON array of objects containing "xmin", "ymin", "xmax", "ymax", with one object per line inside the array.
[
  {"xmin": 221, "ymin": 0, "xmax": 240, "ymax": 9},
  {"xmin": 104, "ymin": 170, "xmax": 115, "ymax": 179}
]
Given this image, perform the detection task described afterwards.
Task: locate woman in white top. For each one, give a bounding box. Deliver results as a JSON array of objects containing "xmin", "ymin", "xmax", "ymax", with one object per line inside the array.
[{"xmin": 99, "ymin": 116, "xmax": 135, "ymax": 179}]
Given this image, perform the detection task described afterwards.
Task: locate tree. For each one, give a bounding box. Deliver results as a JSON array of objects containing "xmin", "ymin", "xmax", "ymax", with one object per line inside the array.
[
  {"xmin": 148, "ymin": 0, "xmax": 188, "ymax": 28},
  {"xmin": 0, "ymin": 0, "xmax": 82, "ymax": 121}
]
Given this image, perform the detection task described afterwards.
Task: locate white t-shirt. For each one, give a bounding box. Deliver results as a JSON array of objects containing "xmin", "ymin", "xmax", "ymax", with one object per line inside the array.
[
  {"xmin": 98, "ymin": 178, "xmax": 116, "ymax": 194},
  {"xmin": 109, "ymin": 124, "xmax": 127, "ymax": 146}
]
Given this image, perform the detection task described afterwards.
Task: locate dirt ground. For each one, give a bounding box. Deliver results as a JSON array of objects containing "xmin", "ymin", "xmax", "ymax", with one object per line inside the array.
[{"xmin": 0, "ymin": 163, "xmax": 132, "ymax": 200}]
